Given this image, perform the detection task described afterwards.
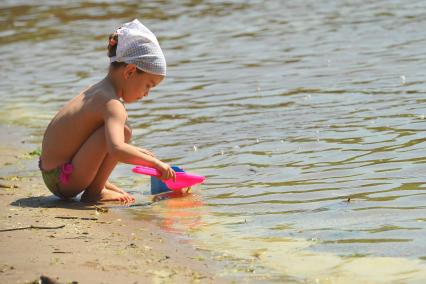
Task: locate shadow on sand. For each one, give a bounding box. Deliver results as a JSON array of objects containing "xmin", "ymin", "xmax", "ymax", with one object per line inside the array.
[{"xmin": 10, "ymin": 195, "xmax": 94, "ymax": 211}]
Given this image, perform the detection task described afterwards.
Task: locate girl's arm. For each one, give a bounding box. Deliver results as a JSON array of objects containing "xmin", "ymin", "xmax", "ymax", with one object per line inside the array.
[
  {"xmin": 103, "ymin": 99, "xmax": 175, "ymax": 181},
  {"xmin": 135, "ymin": 147, "xmax": 155, "ymax": 157}
]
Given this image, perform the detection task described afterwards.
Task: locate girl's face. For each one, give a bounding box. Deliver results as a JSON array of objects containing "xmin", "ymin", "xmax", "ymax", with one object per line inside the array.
[{"xmin": 121, "ymin": 65, "xmax": 164, "ymax": 103}]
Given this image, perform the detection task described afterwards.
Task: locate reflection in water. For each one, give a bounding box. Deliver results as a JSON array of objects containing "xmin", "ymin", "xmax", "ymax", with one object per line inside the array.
[
  {"xmin": 157, "ymin": 197, "xmax": 204, "ymax": 235},
  {"xmin": 134, "ymin": 192, "xmax": 205, "ymax": 236},
  {"xmin": 2, "ymin": 0, "xmax": 426, "ymax": 282}
]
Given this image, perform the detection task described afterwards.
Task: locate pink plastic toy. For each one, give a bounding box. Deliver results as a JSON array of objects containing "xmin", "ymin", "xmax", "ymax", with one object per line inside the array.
[{"xmin": 132, "ymin": 166, "xmax": 205, "ymax": 191}]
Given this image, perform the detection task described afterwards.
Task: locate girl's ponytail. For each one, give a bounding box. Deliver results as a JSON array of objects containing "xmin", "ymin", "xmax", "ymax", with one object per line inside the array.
[{"xmin": 107, "ymin": 33, "xmax": 118, "ymax": 58}]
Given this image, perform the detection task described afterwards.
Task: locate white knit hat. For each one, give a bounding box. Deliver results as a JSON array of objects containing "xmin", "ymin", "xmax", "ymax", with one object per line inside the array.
[{"xmin": 110, "ymin": 19, "xmax": 166, "ymax": 76}]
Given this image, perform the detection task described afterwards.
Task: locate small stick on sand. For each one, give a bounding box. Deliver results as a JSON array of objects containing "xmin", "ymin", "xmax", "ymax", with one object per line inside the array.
[
  {"xmin": 0, "ymin": 225, "xmax": 65, "ymax": 232},
  {"xmin": 55, "ymin": 216, "xmax": 98, "ymax": 221},
  {"xmin": 55, "ymin": 216, "xmax": 79, "ymax": 220}
]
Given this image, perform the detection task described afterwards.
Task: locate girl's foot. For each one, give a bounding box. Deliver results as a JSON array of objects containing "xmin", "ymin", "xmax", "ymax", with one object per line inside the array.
[
  {"xmin": 105, "ymin": 181, "xmax": 135, "ymax": 202},
  {"xmin": 81, "ymin": 188, "xmax": 133, "ymax": 203}
]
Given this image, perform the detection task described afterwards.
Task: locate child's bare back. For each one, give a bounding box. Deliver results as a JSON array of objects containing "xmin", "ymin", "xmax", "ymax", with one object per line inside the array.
[
  {"xmin": 39, "ymin": 19, "xmax": 176, "ymax": 203},
  {"xmin": 42, "ymin": 81, "xmax": 116, "ymax": 171}
]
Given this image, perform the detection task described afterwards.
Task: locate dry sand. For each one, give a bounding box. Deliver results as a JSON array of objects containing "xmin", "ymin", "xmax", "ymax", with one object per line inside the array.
[{"xmin": 0, "ymin": 124, "xmax": 227, "ymax": 284}]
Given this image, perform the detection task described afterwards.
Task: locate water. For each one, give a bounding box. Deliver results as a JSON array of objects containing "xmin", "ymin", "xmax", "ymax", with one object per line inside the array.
[{"xmin": 1, "ymin": 0, "xmax": 426, "ymax": 282}]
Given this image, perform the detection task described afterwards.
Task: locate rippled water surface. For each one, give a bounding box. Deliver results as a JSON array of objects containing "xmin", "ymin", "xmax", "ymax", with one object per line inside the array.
[{"xmin": 1, "ymin": 0, "xmax": 426, "ymax": 282}]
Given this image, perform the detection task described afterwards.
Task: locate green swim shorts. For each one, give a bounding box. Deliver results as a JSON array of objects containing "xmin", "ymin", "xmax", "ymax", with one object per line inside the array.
[{"xmin": 39, "ymin": 159, "xmax": 73, "ymax": 199}]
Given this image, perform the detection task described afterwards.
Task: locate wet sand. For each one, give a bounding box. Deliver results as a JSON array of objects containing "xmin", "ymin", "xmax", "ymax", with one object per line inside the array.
[{"xmin": 0, "ymin": 124, "xmax": 225, "ymax": 284}]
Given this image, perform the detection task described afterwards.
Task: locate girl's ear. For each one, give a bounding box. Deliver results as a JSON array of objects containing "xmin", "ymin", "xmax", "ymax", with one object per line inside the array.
[{"xmin": 123, "ymin": 64, "xmax": 137, "ymax": 80}]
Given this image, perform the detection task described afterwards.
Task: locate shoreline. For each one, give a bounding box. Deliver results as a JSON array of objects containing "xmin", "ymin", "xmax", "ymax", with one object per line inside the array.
[{"xmin": 0, "ymin": 124, "xmax": 227, "ymax": 283}]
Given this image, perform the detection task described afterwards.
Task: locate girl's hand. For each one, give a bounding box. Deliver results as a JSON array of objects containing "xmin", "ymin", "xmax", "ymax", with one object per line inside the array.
[
  {"xmin": 137, "ymin": 147, "xmax": 155, "ymax": 157},
  {"xmin": 156, "ymin": 161, "xmax": 176, "ymax": 181}
]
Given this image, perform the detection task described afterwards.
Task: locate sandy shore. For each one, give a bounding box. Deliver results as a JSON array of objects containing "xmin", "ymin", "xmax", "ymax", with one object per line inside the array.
[{"xmin": 0, "ymin": 124, "xmax": 226, "ymax": 284}]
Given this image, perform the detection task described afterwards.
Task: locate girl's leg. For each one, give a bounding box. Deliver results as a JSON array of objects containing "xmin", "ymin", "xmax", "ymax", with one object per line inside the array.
[
  {"xmin": 59, "ymin": 125, "xmax": 131, "ymax": 202},
  {"xmin": 80, "ymin": 153, "xmax": 134, "ymax": 202},
  {"xmin": 81, "ymin": 125, "xmax": 134, "ymax": 202}
]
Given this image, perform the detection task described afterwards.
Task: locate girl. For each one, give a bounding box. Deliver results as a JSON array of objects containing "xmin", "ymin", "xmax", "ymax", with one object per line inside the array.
[{"xmin": 39, "ymin": 19, "xmax": 176, "ymax": 203}]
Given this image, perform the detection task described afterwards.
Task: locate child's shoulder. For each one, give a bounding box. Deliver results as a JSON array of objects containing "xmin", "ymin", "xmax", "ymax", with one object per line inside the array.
[
  {"xmin": 84, "ymin": 80, "xmax": 114, "ymax": 99},
  {"xmin": 84, "ymin": 81, "xmax": 126, "ymax": 116}
]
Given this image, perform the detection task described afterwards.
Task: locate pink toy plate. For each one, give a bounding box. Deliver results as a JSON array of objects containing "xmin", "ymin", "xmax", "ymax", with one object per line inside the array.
[{"xmin": 132, "ymin": 166, "xmax": 205, "ymax": 191}]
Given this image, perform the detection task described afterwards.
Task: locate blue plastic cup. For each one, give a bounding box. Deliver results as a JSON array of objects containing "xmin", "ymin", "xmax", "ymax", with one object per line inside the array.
[{"xmin": 150, "ymin": 166, "xmax": 184, "ymax": 195}]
